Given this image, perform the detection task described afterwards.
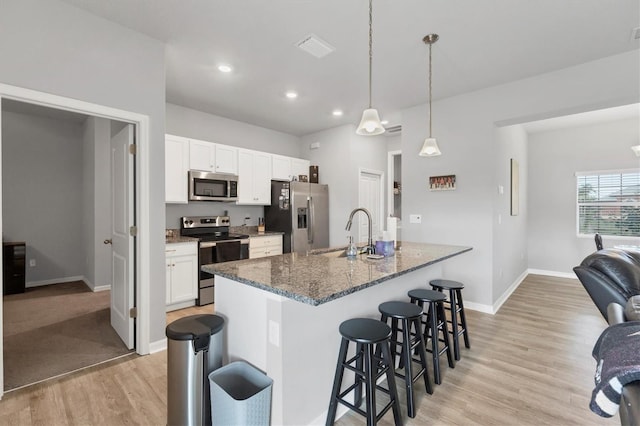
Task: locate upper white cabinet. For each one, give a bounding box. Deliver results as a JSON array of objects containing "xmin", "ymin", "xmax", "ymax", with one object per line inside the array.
[
  {"xmin": 238, "ymin": 149, "xmax": 272, "ymax": 205},
  {"xmin": 189, "ymin": 138, "xmax": 216, "ymax": 172},
  {"xmin": 165, "ymin": 134, "xmax": 190, "ymax": 204},
  {"xmin": 215, "ymin": 144, "xmax": 238, "ymax": 174},
  {"xmin": 292, "ymin": 158, "xmax": 311, "ymax": 180},
  {"xmin": 272, "ymin": 154, "xmax": 311, "ymax": 181},
  {"xmin": 189, "ymin": 139, "xmax": 238, "ymax": 175}
]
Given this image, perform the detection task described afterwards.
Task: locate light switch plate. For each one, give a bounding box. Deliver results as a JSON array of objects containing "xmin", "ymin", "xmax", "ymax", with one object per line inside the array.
[{"xmin": 409, "ymin": 214, "xmax": 422, "ymax": 224}]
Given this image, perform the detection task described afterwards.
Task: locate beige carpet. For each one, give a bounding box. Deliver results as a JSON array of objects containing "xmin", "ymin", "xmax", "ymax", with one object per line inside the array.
[{"xmin": 3, "ymin": 281, "xmax": 132, "ymax": 391}]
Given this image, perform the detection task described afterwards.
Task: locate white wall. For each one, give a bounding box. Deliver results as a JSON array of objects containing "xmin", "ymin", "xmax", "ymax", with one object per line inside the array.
[
  {"xmin": 493, "ymin": 125, "xmax": 528, "ymax": 301},
  {"xmin": 302, "ymin": 124, "xmax": 388, "ymax": 247},
  {"xmin": 0, "ymin": 0, "xmax": 167, "ymax": 342},
  {"xmin": 2, "ymin": 110, "xmax": 84, "ymax": 285},
  {"xmin": 528, "ymin": 117, "xmax": 640, "ymax": 273},
  {"xmin": 400, "ymin": 50, "xmax": 640, "ymax": 309},
  {"xmin": 165, "ymin": 103, "xmax": 303, "ymax": 228}
]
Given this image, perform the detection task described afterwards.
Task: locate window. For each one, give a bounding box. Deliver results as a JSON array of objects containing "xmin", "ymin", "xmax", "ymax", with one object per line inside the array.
[{"xmin": 577, "ymin": 169, "xmax": 640, "ymax": 237}]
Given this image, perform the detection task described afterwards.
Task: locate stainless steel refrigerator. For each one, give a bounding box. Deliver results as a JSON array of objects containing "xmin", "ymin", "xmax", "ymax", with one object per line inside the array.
[{"xmin": 265, "ymin": 180, "xmax": 329, "ymax": 253}]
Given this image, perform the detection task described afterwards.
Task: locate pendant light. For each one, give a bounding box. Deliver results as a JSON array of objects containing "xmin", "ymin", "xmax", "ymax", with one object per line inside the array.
[
  {"xmin": 356, "ymin": 0, "xmax": 385, "ymax": 136},
  {"xmin": 419, "ymin": 34, "xmax": 441, "ymax": 156}
]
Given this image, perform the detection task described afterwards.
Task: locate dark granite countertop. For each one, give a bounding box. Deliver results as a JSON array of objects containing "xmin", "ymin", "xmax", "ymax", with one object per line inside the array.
[{"xmin": 203, "ymin": 242, "xmax": 471, "ymax": 306}]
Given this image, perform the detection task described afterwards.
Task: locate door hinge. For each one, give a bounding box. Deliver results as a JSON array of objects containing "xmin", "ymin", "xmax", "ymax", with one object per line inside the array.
[
  {"xmin": 129, "ymin": 307, "xmax": 138, "ymax": 318},
  {"xmin": 129, "ymin": 144, "xmax": 137, "ymax": 155},
  {"xmin": 129, "ymin": 226, "xmax": 138, "ymax": 236}
]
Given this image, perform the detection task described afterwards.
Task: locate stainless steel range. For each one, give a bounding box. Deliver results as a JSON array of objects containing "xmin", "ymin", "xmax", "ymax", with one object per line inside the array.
[{"xmin": 180, "ymin": 216, "xmax": 249, "ymax": 305}]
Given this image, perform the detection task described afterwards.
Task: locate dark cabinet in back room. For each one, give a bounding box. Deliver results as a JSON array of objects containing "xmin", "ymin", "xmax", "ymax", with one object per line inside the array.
[{"xmin": 3, "ymin": 242, "xmax": 26, "ymax": 295}]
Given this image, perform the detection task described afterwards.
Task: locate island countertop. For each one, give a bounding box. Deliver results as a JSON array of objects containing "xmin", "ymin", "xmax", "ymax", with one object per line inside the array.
[{"xmin": 202, "ymin": 241, "xmax": 471, "ymax": 306}]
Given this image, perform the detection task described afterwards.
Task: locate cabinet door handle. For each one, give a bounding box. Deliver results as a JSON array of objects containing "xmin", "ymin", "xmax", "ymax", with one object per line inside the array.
[{"xmin": 104, "ymin": 239, "xmax": 112, "ymax": 245}]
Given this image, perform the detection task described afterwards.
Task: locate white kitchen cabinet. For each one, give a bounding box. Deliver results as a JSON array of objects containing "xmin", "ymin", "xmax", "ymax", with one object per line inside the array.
[
  {"xmin": 165, "ymin": 135, "xmax": 189, "ymax": 203},
  {"xmin": 272, "ymin": 155, "xmax": 311, "ymax": 182},
  {"xmin": 237, "ymin": 149, "xmax": 272, "ymax": 205},
  {"xmin": 165, "ymin": 242, "xmax": 198, "ymax": 311},
  {"xmin": 272, "ymin": 154, "xmax": 293, "ymax": 181},
  {"xmin": 292, "ymin": 158, "xmax": 310, "ymax": 180},
  {"xmin": 215, "ymin": 144, "xmax": 238, "ymax": 174},
  {"xmin": 249, "ymin": 234, "xmax": 283, "ymax": 259},
  {"xmin": 189, "ymin": 139, "xmax": 238, "ymax": 175},
  {"xmin": 189, "ymin": 138, "xmax": 216, "ymax": 172}
]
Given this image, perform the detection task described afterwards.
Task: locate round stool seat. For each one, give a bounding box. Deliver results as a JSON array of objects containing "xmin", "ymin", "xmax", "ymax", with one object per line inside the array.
[
  {"xmin": 379, "ymin": 301, "xmax": 422, "ymax": 319},
  {"xmin": 430, "ymin": 279, "xmax": 465, "ymax": 290},
  {"xmin": 408, "ymin": 288, "xmax": 446, "ymax": 303},
  {"xmin": 339, "ymin": 318, "xmax": 392, "ymax": 344}
]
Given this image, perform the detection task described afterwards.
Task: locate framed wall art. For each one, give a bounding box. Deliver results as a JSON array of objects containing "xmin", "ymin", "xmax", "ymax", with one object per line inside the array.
[
  {"xmin": 429, "ymin": 174, "xmax": 456, "ymax": 191},
  {"xmin": 510, "ymin": 158, "xmax": 519, "ymax": 216}
]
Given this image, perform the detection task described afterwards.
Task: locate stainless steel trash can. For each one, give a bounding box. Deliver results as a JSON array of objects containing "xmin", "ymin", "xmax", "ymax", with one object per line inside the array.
[{"xmin": 166, "ymin": 314, "xmax": 225, "ymax": 426}]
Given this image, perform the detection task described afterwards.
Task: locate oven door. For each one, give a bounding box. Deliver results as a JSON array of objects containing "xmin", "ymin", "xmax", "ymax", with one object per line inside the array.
[{"xmin": 197, "ymin": 240, "xmax": 244, "ymax": 306}]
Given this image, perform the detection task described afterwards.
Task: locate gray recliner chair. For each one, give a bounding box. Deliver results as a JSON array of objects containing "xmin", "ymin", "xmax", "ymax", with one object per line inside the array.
[{"xmin": 573, "ymin": 248, "xmax": 640, "ymax": 321}]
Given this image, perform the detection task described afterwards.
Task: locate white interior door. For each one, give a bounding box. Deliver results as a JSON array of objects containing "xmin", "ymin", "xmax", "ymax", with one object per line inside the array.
[
  {"xmin": 358, "ymin": 170, "xmax": 383, "ymax": 244},
  {"xmin": 110, "ymin": 124, "xmax": 134, "ymax": 349}
]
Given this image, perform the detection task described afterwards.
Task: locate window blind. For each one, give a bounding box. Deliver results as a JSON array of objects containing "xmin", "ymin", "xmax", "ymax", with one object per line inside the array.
[{"xmin": 577, "ymin": 170, "xmax": 640, "ymax": 237}]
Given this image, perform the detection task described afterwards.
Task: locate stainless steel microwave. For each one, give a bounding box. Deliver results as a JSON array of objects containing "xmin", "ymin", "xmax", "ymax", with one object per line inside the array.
[{"xmin": 188, "ymin": 170, "xmax": 238, "ymax": 201}]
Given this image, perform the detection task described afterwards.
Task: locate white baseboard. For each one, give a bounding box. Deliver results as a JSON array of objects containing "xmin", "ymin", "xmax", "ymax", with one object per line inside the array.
[
  {"xmin": 464, "ymin": 301, "xmax": 494, "ymax": 314},
  {"xmin": 492, "ymin": 270, "xmax": 528, "ymax": 314},
  {"xmin": 26, "ymin": 275, "xmax": 85, "ymax": 288},
  {"xmin": 149, "ymin": 338, "xmax": 167, "ymax": 354},
  {"xmin": 93, "ymin": 284, "xmax": 111, "ymax": 292},
  {"xmin": 527, "ymin": 268, "xmax": 577, "ymax": 279}
]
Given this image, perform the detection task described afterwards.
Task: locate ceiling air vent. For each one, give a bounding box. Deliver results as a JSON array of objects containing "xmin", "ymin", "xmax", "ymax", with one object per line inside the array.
[
  {"xmin": 385, "ymin": 125, "xmax": 402, "ymax": 134},
  {"xmin": 296, "ymin": 34, "xmax": 335, "ymax": 58}
]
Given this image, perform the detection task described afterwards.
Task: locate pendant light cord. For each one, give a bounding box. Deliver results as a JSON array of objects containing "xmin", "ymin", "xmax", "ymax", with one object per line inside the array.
[
  {"xmin": 428, "ymin": 40, "xmax": 432, "ymax": 138},
  {"xmin": 368, "ymin": 0, "xmax": 373, "ymax": 109}
]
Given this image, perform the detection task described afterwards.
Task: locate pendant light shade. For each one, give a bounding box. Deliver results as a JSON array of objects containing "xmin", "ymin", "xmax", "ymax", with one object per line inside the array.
[
  {"xmin": 418, "ymin": 33, "xmax": 441, "ymax": 157},
  {"xmin": 419, "ymin": 138, "xmax": 441, "ymax": 156},
  {"xmin": 356, "ymin": 108, "xmax": 385, "ymax": 135},
  {"xmin": 356, "ymin": 0, "xmax": 385, "ymax": 136}
]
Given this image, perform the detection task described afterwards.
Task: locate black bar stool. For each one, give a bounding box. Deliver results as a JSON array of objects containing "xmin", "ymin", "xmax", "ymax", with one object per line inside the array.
[
  {"xmin": 326, "ymin": 318, "xmax": 402, "ymax": 426},
  {"xmin": 378, "ymin": 301, "xmax": 433, "ymax": 418},
  {"xmin": 430, "ymin": 279, "xmax": 470, "ymax": 361},
  {"xmin": 408, "ymin": 288, "xmax": 455, "ymax": 385}
]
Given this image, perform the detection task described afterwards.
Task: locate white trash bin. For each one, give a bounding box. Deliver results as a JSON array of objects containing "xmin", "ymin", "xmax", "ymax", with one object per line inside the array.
[{"xmin": 209, "ymin": 361, "xmax": 273, "ymax": 426}]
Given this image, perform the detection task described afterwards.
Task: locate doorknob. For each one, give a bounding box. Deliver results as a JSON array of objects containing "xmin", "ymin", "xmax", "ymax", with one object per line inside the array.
[{"xmin": 104, "ymin": 239, "xmax": 113, "ymax": 245}]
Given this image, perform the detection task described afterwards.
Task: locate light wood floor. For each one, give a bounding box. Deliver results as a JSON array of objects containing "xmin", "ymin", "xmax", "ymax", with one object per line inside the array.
[{"xmin": 0, "ymin": 275, "xmax": 614, "ymax": 425}]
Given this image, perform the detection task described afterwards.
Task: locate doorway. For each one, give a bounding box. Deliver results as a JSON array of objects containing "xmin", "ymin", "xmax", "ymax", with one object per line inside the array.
[
  {"xmin": 0, "ymin": 84, "xmax": 150, "ymax": 398},
  {"xmin": 358, "ymin": 169, "xmax": 384, "ymax": 244},
  {"xmin": 1, "ymin": 100, "xmax": 134, "ymax": 391}
]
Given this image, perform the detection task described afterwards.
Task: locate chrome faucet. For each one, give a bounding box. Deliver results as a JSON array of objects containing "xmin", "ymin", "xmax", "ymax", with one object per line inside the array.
[{"xmin": 345, "ymin": 207, "xmax": 375, "ymax": 255}]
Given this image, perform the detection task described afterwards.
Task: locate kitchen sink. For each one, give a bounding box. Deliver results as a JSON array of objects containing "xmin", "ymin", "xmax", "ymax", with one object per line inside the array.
[{"xmin": 317, "ymin": 249, "xmax": 348, "ymax": 258}]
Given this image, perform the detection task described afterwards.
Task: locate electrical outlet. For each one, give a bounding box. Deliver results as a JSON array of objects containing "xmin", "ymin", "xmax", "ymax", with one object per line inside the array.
[
  {"xmin": 29, "ymin": 259, "xmax": 36, "ymax": 267},
  {"xmin": 409, "ymin": 214, "xmax": 422, "ymax": 224}
]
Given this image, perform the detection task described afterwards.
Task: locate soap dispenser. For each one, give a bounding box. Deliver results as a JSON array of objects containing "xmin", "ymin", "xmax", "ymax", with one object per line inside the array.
[{"xmin": 346, "ymin": 236, "xmax": 357, "ymax": 259}]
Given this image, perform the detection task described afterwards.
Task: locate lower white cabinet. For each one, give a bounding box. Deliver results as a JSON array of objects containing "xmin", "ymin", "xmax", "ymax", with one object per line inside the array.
[
  {"xmin": 165, "ymin": 242, "xmax": 198, "ymax": 311},
  {"xmin": 249, "ymin": 234, "xmax": 283, "ymax": 259}
]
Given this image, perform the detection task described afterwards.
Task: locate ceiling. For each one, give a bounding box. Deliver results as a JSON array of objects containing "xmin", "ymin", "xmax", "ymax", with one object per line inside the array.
[{"xmin": 59, "ymin": 0, "xmax": 640, "ymax": 136}]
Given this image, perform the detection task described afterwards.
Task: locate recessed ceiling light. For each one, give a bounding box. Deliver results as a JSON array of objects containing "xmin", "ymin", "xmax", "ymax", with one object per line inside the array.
[
  {"xmin": 285, "ymin": 91, "xmax": 298, "ymax": 99},
  {"xmin": 217, "ymin": 64, "xmax": 233, "ymax": 73},
  {"xmin": 332, "ymin": 110, "xmax": 343, "ymax": 117},
  {"xmin": 381, "ymin": 120, "xmax": 389, "ymax": 125}
]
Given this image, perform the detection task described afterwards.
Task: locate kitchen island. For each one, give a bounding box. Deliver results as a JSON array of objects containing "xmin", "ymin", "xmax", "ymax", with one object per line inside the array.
[{"xmin": 203, "ymin": 242, "xmax": 471, "ymax": 425}]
